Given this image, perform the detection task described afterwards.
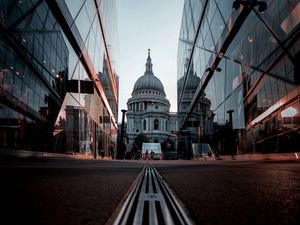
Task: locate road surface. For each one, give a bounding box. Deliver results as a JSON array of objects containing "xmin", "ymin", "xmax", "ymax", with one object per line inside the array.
[{"xmin": 0, "ymin": 157, "xmax": 299, "ymax": 225}]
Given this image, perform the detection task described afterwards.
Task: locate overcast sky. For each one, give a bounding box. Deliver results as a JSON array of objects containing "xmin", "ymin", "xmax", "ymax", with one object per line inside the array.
[{"xmin": 116, "ymin": 0, "xmax": 184, "ymax": 122}]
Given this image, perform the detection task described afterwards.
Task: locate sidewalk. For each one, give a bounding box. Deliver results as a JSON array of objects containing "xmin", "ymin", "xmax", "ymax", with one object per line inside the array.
[
  {"xmin": 0, "ymin": 149, "xmax": 112, "ymax": 160},
  {"xmin": 1, "ymin": 149, "xmax": 299, "ymax": 161},
  {"xmin": 215, "ymin": 152, "xmax": 300, "ymax": 161}
]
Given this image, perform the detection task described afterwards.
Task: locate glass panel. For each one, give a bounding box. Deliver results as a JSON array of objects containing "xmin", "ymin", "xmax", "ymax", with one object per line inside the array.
[
  {"xmin": 65, "ymin": 0, "xmax": 84, "ymax": 20},
  {"xmin": 216, "ymin": 0, "xmax": 232, "ymax": 26},
  {"xmin": 226, "ymin": 11, "xmax": 279, "ymax": 69},
  {"xmin": 214, "ymin": 59, "xmax": 225, "ymax": 108},
  {"xmin": 261, "ymin": 0, "xmax": 300, "ymax": 40},
  {"xmin": 210, "ymin": 10, "xmax": 225, "ymax": 46},
  {"xmin": 224, "ymin": 86, "xmax": 245, "ymax": 129},
  {"xmin": 73, "ymin": 6, "xmax": 92, "ymax": 43},
  {"xmin": 225, "ymin": 59, "xmax": 240, "ymax": 97}
]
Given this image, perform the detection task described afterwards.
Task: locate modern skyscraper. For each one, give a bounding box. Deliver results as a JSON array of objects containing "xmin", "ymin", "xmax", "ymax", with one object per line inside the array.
[
  {"xmin": 177, "ymin": 0, "xmax": 300, "ymax": 156},
  {"xmin": 0, "ymin": 0, "xmax": 119, "ymax": 156}
]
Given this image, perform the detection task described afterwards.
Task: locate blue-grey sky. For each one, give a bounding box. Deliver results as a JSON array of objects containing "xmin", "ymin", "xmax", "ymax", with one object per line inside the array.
[{"xmin": 116, "ymin": 0, "xmax": 184, "ymax": 122}]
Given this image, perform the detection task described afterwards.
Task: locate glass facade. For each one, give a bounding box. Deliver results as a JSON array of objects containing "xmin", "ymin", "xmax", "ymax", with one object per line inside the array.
[
  {"xmin": 0, "ymin": 0, "xmax": 119, "ymax": 156},
  {"xmin": 177, "ymin": 0, "xmax": 300, "ymax": 156}
]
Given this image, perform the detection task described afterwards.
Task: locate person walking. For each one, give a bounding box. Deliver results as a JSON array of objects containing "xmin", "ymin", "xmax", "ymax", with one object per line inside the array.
[
  {"xmin": 150, "ymin": 150, "xmax": 154, "ymax": 160},
  {"xmin": 145, "ymin": 150, "xmax": 148, "ymax": 160},
  {"xmin": 109, "ymin": 144, "xmax": 114, "ymax": 159}
]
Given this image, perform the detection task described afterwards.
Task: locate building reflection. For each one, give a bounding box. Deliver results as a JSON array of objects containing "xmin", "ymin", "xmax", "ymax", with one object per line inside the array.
[
  {"xmin": 177, "ymin": 0, "xmax": 300, "ymax": 156},
  {"xmin": 0, "ymin": 0, "xmax": 119, "ymax": 156}
]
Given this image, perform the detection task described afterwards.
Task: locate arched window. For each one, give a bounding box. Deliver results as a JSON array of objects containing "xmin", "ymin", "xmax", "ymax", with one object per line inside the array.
[
  {"xmin": 154, "ymin": 119, "xmax": 159, "ymax": 130},
  {"xmin": 143, "ymin": 119, "xmax": 146, "ymax": 130}
]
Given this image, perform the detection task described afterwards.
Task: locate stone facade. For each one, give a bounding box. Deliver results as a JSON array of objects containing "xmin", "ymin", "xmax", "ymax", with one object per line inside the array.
[{"xmin": 126, "ymin": 50, "xmax": 176, "ymax": 150}]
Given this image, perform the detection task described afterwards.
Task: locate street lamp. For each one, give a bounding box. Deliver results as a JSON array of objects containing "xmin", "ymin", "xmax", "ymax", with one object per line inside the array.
[
  {"xmin": 120, "ymin": 109, "xmax": 127, "ymax": 139},
  {"xmin": 227, "ymin": 110, "xmax": 234, "ymax": 129},
  {"xmin": 206, "ymin": 65, "xmax": 222, "ymax": 72},
  {"xmin": 117, "ymin": 109, "xmax": 127, "ymax": 159},
  {"xmin": 232, "ymin": 0, "xmax": 267, "ymax": 13}
]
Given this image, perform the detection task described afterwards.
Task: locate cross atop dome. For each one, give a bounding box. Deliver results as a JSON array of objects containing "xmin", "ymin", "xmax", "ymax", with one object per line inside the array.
[{"xmin": 145, "ymin": 48, "xmax": 153, "ymax": 74}]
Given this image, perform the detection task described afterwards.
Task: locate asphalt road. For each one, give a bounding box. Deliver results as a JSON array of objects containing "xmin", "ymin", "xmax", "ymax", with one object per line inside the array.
[
  {"xmin": 0, "ymin": 157, "xmax": 144, "ymax": 225},
  {"xmin": 154, "ymin": 160, "xmax": 300, "ymax": 225},
  {"xmin": 0, "ymin": 158, "xmax": 299, "ymax": 225}
]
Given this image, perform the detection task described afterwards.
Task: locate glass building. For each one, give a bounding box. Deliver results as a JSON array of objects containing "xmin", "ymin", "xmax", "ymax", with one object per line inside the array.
[
  {"xmin": 0, "ymin": 0, "xmax": 119, "ymax": 157},
  {"xmin": 177, "ymin": 0, "xmax": 300, "ymax": 156}
]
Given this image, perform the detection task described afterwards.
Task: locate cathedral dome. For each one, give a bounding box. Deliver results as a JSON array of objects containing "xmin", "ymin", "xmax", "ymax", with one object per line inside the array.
[
  {"xmin": 133, "ymin": 73, "xmax": 165, "ymax": 94},
  {"xmin": 132, "ymin": 49, "xmax": 165, "ymax": 96},
  {"xmin": 178, "ymin": 71, "xmax": 200, "ymax": 91}
]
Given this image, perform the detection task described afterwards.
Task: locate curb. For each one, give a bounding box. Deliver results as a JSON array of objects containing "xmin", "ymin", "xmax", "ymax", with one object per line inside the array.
[
  {"xmin": 0, "ymin": 149, "xmax": 109, "ymax": 160},
  {"xmin": 216, "ymin": 152, "xmax": 300, "ymax": 161},
  {"xmin": 1, "ymin": 149, "xmax": 299, "ymax": 161}
]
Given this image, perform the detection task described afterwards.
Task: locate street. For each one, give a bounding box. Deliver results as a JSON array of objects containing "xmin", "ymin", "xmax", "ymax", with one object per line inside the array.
[
  {"xmin": 154, "ymin": 160, "xmax": 300, "ymax": 225},
  {"xmin": 0, "ymin": 157, "xmax": 144, "ymax": 225},
  {"xmin": 0, "ymin": 157, "xmax": 299, "ymax": 225}
]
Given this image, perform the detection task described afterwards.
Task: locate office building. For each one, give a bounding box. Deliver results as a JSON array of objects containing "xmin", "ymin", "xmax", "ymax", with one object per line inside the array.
[
  {"xmin": 177, "ymin": 0, "xmax": 300, "ymax": 156},
  {"xmin": 0, "ymin": 0, "xmax": 119, "ymax": 156}
]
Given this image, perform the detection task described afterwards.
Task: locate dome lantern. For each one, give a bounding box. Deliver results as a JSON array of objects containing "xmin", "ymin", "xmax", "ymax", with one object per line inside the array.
[
  {"xmin": 132, "ymin": 50, "xmax": 165, "ymax": 96},
  {"xmin": 145, "ymin": 48, "xmax": 153, "ymax": 74}
]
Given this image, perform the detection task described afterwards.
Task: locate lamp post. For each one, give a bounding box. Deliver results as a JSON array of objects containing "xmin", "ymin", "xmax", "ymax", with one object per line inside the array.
[
  {"xmin": 118, "ymin": 109, "xmax": 127, "ymax": 159},
  {"xmin": 232, "ymin": 0, "xmax": 267, "ymax": 12},
  {"xmin": 227, "ymin": 110, "xmax": 234, "ymax": 130},
  {"xmin": 226, "ymin": 110, "xmax": 236, "ymax": 158}
]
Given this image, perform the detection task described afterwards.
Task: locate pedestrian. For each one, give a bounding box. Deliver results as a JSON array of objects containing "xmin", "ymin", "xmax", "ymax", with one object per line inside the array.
[
  {"xmin": 74, "ymin": 137, "xmax": 80, "ymax": 154},
  {"xmin": 100, "ymin": 148, "xmax": 105, "ymax": 158},
  {"xmin": 121, "ymin": 137, "xmax": 127, "ymax": 159},
  {"xmin": 109, "ymin": 144, "xmax": 114, "ymax": 159},
  {"xmin": 132, "ymin": 144, "xmax": 138, "ymax": 160},
  {"xmin": 145, "ymin": 150, "xmax": 148, "ymax": 160},
  {"xmin": 150, "ymin": 150, "xmax": 154, "ymax": 160}
]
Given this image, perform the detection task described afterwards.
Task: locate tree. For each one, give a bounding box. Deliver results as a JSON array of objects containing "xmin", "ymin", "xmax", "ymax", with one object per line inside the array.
[
  {"xmin": 161, "ymin": 140, "xmax": 175, "ymax": 153},
  {"xmin": 134, "ymin": 133, "xmax": 149, "ymax": 150}
]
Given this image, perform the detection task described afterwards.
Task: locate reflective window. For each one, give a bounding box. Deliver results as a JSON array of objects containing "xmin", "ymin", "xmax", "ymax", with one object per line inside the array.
[
  {"xmin": 213, "ymin": 60, "xmax": 225, "ymax": 107},
  {"xmin": 65, "ymin": 0, "xmax": 84, "ymax": 21},
  {"xmin": 261, "ymin": 0, "xmax": 300, "ymax": 40},
  {"xmin": 74, "ymin": 6, "xmax": 93, "ymax": 43},
  {"xmin": 209, "ymin": 10, "xmax": 225, "ymax": 47},
  {"xmin": 0, "ymin": 0, "xmax": 119, "ymax": 153},
  {"xmin": 216, "ymin": 0, "xmax": 232, "ymax": 26},
  {"xmin": 225, "ymin": 59, "xmax": 240, "ymax": 97},
  {"xmin": 206, "ymin": 0, "xmax": 216, "ymax": 25}
]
